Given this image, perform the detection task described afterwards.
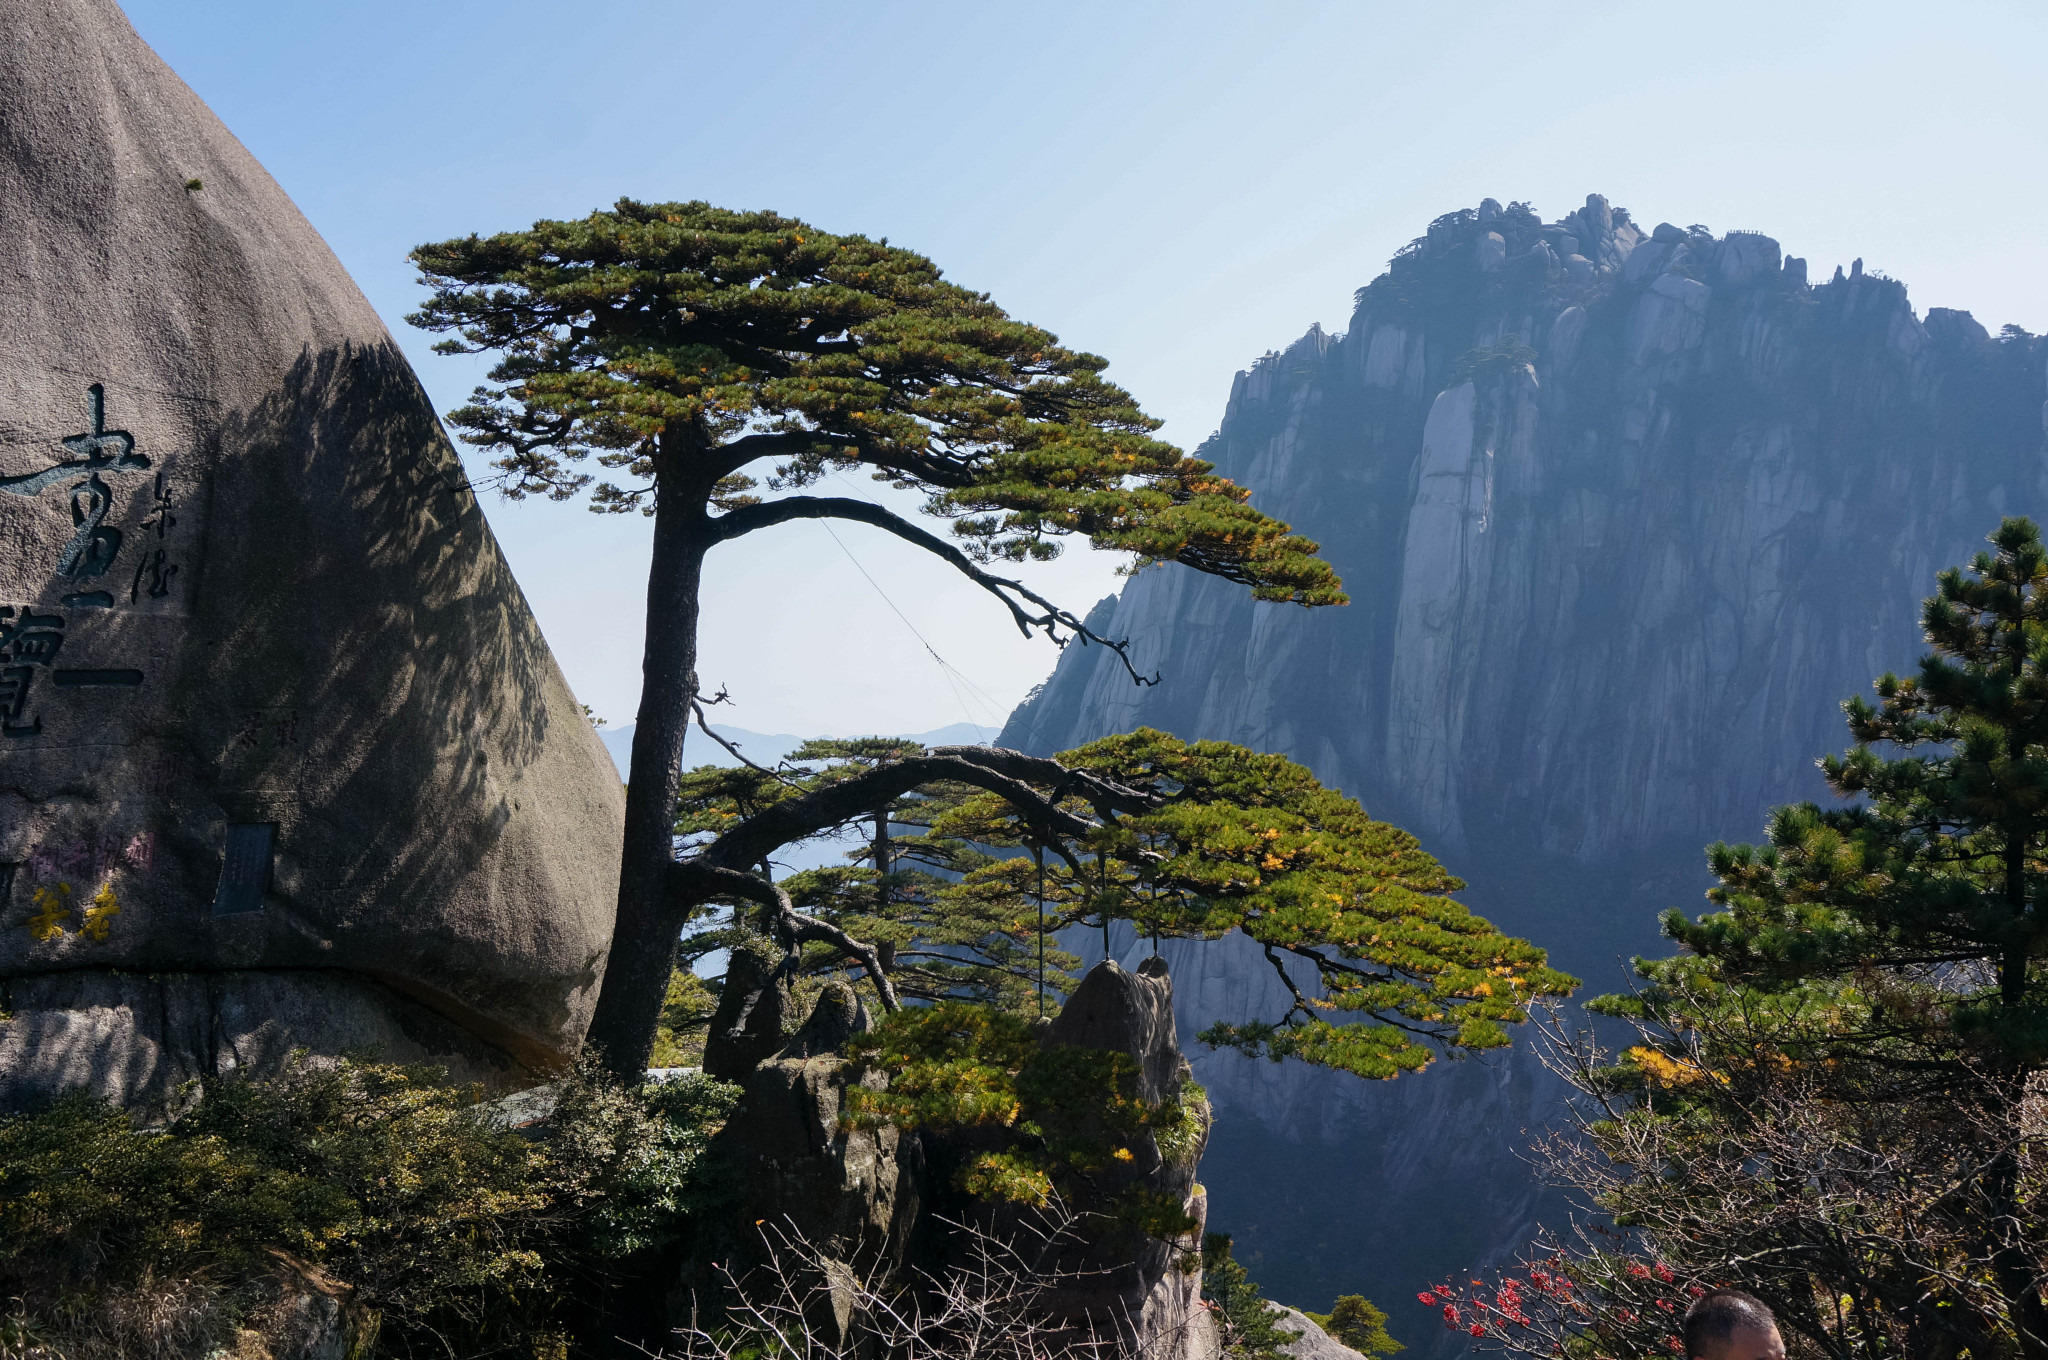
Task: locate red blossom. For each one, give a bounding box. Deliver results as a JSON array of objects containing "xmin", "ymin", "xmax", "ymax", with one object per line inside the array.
[
  {"xmin": 1470, "ymin": 1325, "xmax": 1486, "ymax": 1337},
  {"xmin": 1653, "ymin": 1263, "xmax": 1676, "ymax": 1284},
  {"xmin": 1627, "ymin": 1263, "xmax": 1652, "ymax": 1280},
  {"xmin": 1418, "ymin": 1292, "xmax": 1438, "ymax": 1306},
  {"xmin": 1664, "ymin": 1337, "xmax": 1684, "ymax": 1353},
  {"xmin": 1686, "ymin": 1287, "xmax": 1706, "ymax": 1299},
  {"xmin": 1443, "ymin": 1304, "xmax": 1462, "ymax": 1326},
  {"xmin": 1655, "ymin": 1300, "xmax": 1675, "ymax": 1313}
]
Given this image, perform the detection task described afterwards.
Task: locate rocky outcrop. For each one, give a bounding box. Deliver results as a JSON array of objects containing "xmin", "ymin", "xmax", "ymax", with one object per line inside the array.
[
  {"xmin": 1004, "ymin": 194, "xmax": 2048, "ymax": 1348},
  {"xmin": 702, "ymin": 942, "xmax": 797, "ymax": 1081},
  {"xmin": 1029, "ymin": 958, "xmax": 1214, "ymax": 1357},
  {"xmin": 718, "ymin": 1047, "xmax": 926, "ymax": 1348},
  {"xmin": 1276, "ymin": 1307, "xmax": 1369, "ymax": 1360},
  {"xmin": 706, "ymin": 962, "xmax": 1217, "ymax": 1358},
  {"xmin": 0, "ymin": 0, "xmax": 623, "ymax": 1110}
]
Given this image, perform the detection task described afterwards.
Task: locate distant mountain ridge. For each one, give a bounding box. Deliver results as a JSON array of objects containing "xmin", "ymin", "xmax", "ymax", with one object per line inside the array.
[{"xmin": 1002, "ymin": 194, "xmax": 2048, "ymax": 1347}]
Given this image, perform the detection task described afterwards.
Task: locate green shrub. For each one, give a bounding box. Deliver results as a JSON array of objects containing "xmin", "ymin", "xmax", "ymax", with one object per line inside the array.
[
  {"xmin": 0, "ymin": 1056, "xmax": 738, "ymax": 1359},
  {"xmin": 1305, "ymin": 1294, "xmax": 1404, "ymax": 1356},
  {"xmin": 1201, "ymin": 1233, "xmax": 1298, "ymax": 1360},
  {"xmin": 841, "ymin": 1000, "xmax": 1205, "ymax": 1242}
]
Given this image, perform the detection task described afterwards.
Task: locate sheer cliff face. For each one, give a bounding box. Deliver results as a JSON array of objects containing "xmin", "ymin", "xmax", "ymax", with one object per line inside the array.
[
  {"xmin": 1005, "ymin": 195, "xmax": 2048, "ymax": 1334},
  {"xmin": 1013, "ymin": 193, "xmax": 2048, "ymax": 935}
]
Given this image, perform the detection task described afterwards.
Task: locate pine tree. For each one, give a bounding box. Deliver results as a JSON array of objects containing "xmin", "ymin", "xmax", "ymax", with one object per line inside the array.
[
  {"xmin": 670, "ymin": 729, "xmax": 1574, "ymax": 1082},
  {"xmin": 1309, "ymin": 1295, "xmax": 1402, "ymax": 1356},
  {"xmin": 1617, "ymin": 517, "xmax": 2048, "ymax": 1357},
  {"xmin": 408, "ymin": 202, "xmax": 1346, "ymax": 1072},
  {"xmin": 1202, "ymin": 1233, "xmax": 1299, "ymax": 1360}
]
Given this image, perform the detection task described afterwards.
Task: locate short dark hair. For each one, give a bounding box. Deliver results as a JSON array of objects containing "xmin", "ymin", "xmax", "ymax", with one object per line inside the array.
[{"xmin": 1684, "ymin": 1289, "xmax": 1775, "ymax": 1358}]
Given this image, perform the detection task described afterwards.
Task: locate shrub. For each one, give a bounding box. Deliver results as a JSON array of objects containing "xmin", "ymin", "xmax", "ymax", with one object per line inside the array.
[{"xmin": 0, "ymin": 1056, "xmax": 738, "ymax": 1359}]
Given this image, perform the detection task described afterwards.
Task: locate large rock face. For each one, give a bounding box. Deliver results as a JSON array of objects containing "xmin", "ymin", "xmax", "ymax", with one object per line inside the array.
[
  {"xmin": 0, "ymin": 0, "xmax": 624, "ymax": 1109},
  {"xmin": 1004, "ymin": 195, "xmax": 2048, "ymax": 1349}
]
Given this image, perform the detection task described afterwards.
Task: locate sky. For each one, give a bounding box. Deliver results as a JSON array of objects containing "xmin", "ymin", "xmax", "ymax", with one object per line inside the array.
[{"xmin": 123, "ymin": 0, "xmax": 2048, "ymax": 738}]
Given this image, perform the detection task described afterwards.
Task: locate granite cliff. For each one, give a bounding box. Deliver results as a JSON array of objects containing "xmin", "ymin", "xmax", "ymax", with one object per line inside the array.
[{"xmin": 1003, "ymin": 195, "xmax": 2048, "ymax": 1348}]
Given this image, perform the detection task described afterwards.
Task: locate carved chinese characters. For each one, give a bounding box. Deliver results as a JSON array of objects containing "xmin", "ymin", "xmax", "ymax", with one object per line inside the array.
[{"xmin": 0, "ymin": 383, "xmax": 174, "ymax": 741}]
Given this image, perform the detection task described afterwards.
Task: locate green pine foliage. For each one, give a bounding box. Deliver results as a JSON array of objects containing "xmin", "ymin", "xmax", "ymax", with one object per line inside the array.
[
  {"xmin": 1554, "ymin": 517, "xmax": 2048, "ymax": 1358},
  {"xmin": 839, "ymin": 1001, "xmax": 1206, "ymax": 1236},
  {"xmin": 673, "ymin": 729, "xmax": 1572, "ymax": 1082},
  {"xmin": 1306, "ymin": 1295, "xmax": 1404, "ymax": 1356},
  {"xmin": 673, "ymin": 742, "xmax": 1082, "ymax": 1014},
  {"xmin": 933, "ymin": 729, "xmax": 1577, "ymax": 1078},
  {"xmin": 407, "ymin": 201, "xmax": 1343, "ymax": 600},
  {"xmin": 1202, "ymin": 1233, "xmax": 1299, "ymax": 1360},
  {"xmin": 648, "ymin": 967, "xmax": 719, "ymax": 1067}
]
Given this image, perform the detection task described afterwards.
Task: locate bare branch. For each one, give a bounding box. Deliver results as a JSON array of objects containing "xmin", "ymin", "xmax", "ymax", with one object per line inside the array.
[
  {"xmin": 706, "ymin": 496, "xmax": 1159, "ymax": 686},
  {"xmin": 668, "ymin": 862, "xmax": 901, "ymax": 1012}
]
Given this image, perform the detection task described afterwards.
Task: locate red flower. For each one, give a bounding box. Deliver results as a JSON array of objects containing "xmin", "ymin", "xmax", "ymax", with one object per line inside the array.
[
  {"xmin": 1665, "ymin": 1337, "xmax": 1684, "ymax": 1353},
  {"xmin": 1654, "ymin": 1263, "xmax": 1676, "ymax": 1284},
  {"xmin": 1419, "ymin": 1292, "xmax": 1439, "ymax": 1306},
  {"xmin": 1444, "ymin": 1305, "xmax": 1462, "ymax": 1326},
  {"xmin": 1686, "ymin": 1287, "xmax": 1706, "ymax": 1299},
  {"xmin": 1627, "ymin": 1263, "xmax": 1652, "ymax": 1280},
  {"xmin": 1470, "ymin": 1325, "xmax": 1487, "ymax": 1337},
  {"xmin": 1654, "ymin": 1300, "xmax": 1675, "ymax": 1313}
]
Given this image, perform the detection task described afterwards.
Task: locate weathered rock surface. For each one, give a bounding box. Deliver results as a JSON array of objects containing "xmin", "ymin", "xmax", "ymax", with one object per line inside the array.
[
  {"xmin": 0, "ymin": 0, "xmax": 624, "ymax": 1109},
  {"xmin": 702, "ymin": 942, "xmax": 796, "ymax": 1080},
  {"xmin": 1005, "ymin": 193, "xmax": 2048, "ymax": 1349},
  {"xmin": 1276, "ymin": 1307, "xmax": 1369, "ymax": 1360},
  {"xmin": 1031, "ymin": 958, "xmax": 1215, "ymax": 1358},
  {"xmin": 707, "ymin": 963, "xmax": 1218, "ymax": 1358},
  {"xmin": 718, "ymin": 1046, "xmax": 927, "ymax": 1347}
]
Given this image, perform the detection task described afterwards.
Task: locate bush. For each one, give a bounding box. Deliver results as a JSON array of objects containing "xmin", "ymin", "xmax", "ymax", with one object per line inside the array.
[{"xmin": 0, "ymin": 1056, "xmax": 738, "ymax": 1359}]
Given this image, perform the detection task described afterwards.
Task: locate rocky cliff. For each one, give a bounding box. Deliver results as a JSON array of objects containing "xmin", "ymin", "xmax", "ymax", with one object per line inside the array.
[{"xmin": 1003, "ymin": 194, "xmax": 2048, "ymax": 1349}]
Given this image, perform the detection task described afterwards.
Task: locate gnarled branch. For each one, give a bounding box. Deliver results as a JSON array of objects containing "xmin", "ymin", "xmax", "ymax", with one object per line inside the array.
[
  {"xmin": 668, "ymin": 861, "xmax": 901, "ymax": 1012},
  {"xmin": 706, "ymin": 495, "xmax": 1158, "ymax": 686}
]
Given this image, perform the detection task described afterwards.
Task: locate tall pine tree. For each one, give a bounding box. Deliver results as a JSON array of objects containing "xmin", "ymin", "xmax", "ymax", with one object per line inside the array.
[{"xmin": 408, "ymin": 202, "xmax": 1345, "ymax": 1071}]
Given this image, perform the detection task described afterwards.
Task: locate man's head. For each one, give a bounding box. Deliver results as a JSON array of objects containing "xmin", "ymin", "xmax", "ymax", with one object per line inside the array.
[{"xmin": 1683, "ymin": 1289, "xmax": 1784, "ymax": 1360}]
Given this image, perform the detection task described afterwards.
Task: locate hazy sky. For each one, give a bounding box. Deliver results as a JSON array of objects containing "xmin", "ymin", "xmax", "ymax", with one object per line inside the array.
[{"xmin": 123, "ymin": 0, "xmax": 2048, "ymax": 737}]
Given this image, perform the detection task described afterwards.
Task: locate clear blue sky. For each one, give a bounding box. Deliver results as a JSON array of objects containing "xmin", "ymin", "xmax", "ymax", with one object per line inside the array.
[{"xmin": 125, "ymin": 0, "xmax": 2048, "ymax": 737}]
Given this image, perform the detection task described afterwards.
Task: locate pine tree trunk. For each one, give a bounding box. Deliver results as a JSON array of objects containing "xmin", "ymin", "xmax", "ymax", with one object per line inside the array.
[
  {"xmin": 584, "ymin": 496, "xmax": 710, "ymax": 1075},
  {"xmin": 1990, "ymin": 816, "xmax": 2046, "ymax": 1355}
]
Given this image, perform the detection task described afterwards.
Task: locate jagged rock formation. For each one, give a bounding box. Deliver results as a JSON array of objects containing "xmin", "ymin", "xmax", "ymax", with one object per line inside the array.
[
  {"xmin": 1029, "ymin": 957, "xmax": 1214, "ymax": 1357},
  {"xmin": 1004, "ymin": 194, "xmax": 2048, "ymax": 1347},
  {"xmin": 707, "ymin": 960, "xmax": 1218, "ymax": 1358},
  {"xmin": 0, "ymin": 0, "xmax": 624, "ymax": 1110}
]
